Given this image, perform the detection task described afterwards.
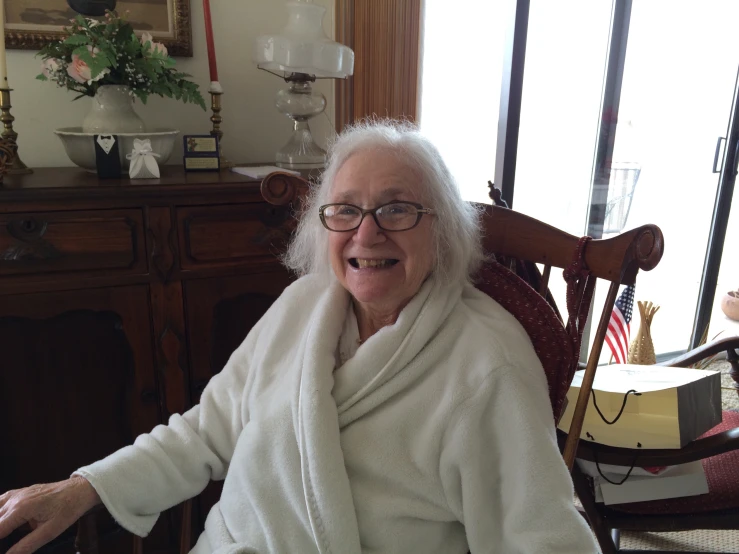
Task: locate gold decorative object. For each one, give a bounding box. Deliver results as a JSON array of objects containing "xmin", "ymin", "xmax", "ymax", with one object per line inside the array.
[
  {"xmin": 0, "ymin": 88, "xmax": 32, "ymax": 175},
  {"xmin": 209, "ymin": 90, "xmax": 233, "ymax": 169},
  {"xmin": 0, "ymin": 137, "xmax": 16, "ymax": 183},
  {"xmin": 628, "ymin": 301, "xmax": 660, "ymax": 365}
]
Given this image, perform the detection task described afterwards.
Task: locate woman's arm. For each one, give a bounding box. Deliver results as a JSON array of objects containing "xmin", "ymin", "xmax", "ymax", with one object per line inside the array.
[
  {"xmin": 72, "ymin": 313, "xmax": 266, "ymax": 538},
  {"xmin": 440, "ymin": 365, "xmax": 597, "ymax": 554}
]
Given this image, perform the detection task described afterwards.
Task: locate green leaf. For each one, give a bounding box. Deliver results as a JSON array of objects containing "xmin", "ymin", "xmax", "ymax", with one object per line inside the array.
[
  {"xmin": 73, "ymin": 45, "xmax": 93, "ymax": 63},
  {"xmin": 63, "ymin": 34, "xmax": 90, "ymax": 46},
  {"xmin": 119, "ymin": 23, "xmax": 136, "ymax": 41},
  {"xmin": 36, "ymin": 74, "xmax": 48, "ymax": 81}
]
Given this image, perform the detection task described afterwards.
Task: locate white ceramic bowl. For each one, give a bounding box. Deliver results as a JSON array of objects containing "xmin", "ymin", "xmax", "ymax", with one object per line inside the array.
[{"xmin": 54, "ymin": 127, "xmax": 180, "ymax": 173}]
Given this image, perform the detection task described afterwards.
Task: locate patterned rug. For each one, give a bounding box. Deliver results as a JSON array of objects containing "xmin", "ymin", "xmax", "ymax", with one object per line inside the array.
[
  {"xmin": 715, "ymin": 359, "xmax": 739, "ymax": 411},
  {"xmin": 620, "ymin": 529, "xmax": 739, "ymax": 552}
]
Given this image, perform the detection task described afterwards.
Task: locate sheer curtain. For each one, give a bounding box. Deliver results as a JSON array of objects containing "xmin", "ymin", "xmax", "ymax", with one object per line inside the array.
[{"xmin": 419, "ymin": 1, "xmax": 510, "ymax": 203}]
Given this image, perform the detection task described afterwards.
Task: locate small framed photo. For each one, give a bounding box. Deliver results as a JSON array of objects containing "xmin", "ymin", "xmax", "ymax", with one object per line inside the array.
[{"xmin": 184, "ymin": 135, "xmax": 218, "ymax": 155}]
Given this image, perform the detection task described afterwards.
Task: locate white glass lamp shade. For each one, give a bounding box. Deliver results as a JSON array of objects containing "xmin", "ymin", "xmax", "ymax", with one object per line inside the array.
[{"xmin": 255, "ymin": 0, "xmax": 354, "ymax": 78}]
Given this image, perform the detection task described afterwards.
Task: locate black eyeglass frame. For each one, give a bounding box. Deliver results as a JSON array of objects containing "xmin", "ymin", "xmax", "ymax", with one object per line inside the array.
[{"xmin": 318, "ymin": 201, "xmax": 435, "ymax": 232}]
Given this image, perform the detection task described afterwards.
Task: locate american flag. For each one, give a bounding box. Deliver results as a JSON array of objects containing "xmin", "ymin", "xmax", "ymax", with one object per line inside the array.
[{"xmin": 605, "ymin": 284, "xmax": 635, "ymax": 364}]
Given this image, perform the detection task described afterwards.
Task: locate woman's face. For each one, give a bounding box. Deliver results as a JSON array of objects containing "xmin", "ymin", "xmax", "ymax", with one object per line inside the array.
[{"xmin": 327, "ymin": 148, "xmax": 435, "ymax": 314}]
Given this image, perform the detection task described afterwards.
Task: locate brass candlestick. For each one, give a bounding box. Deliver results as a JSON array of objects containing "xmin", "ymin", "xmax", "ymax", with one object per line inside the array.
[
  {"xmin": 209, "ymin": 90, "xmax": 233, "ymax": 169},
  {"xmin": 0, "ymin": 88, "xmax": 33, "ymax": 175}
]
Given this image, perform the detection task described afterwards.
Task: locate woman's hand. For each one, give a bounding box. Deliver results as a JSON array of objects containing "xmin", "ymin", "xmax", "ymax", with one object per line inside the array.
[{"xmin": 0, "ymin": 476, "xmax": 101, "ymax": 554}]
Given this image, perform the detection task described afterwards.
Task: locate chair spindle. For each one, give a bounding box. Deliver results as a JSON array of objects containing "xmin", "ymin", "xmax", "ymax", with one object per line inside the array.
[
  {"xmin": 74, "ymin": 511, "xmax": 99, "ymax": 554},
  {"xmin": 538, "ymin": 265, "xmax": 552, "ymax": 297},
  {"xmin": 562, "ymin": 280, "xmax": 621, "ymax": 469}
]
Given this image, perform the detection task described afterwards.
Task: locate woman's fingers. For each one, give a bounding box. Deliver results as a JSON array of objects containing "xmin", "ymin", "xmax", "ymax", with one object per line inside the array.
[
  {"xmin": 0, "ymin": 493, "xmax": 28, "ymax": 540},
  {"xmin": 0, "ymin": 509, "xmax": 26, "ymax": 541},
  {"xmin": 0, "ymin": 489, "xmax": 11, "ymax": 511},
  {"xmin": 6, "ymin": 521, "xmax": 65, "ymax": 554}
]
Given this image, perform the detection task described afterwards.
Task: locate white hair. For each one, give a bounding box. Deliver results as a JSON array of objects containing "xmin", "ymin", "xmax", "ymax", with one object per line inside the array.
[{"xmin": 283, "ymin": 118, "xmax": 486, "ymax": 286}]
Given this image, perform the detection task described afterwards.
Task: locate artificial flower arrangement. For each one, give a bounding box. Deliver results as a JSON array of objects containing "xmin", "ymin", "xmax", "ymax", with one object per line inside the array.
[{"xmin": 36, "ymin": 11, "xmax": 205, "ymax": 109}]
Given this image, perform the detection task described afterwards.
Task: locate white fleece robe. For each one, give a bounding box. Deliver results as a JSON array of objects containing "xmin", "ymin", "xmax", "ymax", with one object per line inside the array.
[{"xmin": 74, "ymin": 274, "xmax": 597, "ymax": 554}]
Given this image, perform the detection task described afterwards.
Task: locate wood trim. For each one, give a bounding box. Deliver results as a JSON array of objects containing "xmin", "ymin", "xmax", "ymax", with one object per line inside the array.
[
  {"xmin": 334, "ymin": 0, "xmax": 423, "ymax": 131},
  {"xmin": 335, "ymin": 0, "xmax": 354, "ymax": 133}
]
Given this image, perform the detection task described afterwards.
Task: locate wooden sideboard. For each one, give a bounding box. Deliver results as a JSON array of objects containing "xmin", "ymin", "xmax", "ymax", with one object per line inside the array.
[{"xmin": 0, "ymin": 167, "xmax": 297, "ymax": 553}]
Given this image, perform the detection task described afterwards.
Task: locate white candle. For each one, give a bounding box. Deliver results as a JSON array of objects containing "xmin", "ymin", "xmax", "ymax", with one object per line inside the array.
[{"xmin": 0, "ymin": 0, "xmax": 7, "ymax": 88}]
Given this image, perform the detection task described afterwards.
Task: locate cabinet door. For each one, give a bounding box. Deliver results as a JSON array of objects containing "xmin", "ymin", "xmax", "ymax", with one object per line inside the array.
[
  {"xmin": 0, "ymin": 286, "xmax": 177, "ymax": 554},
  {"xmin": 185, "ymin": 270, "xmax": 294, "ymax": 400},
  {"xmin": 183, "ymin": 269, "xmax": 293, "ymax": 534}
]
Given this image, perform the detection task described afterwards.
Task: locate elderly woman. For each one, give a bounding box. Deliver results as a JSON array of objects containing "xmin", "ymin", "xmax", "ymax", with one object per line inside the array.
[{"xmin": 0, "ymin": 121, "xmax": 596, "ymax": 554}]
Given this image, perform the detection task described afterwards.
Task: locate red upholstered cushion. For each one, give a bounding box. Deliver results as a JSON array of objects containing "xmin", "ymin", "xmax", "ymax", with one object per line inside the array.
[
  {"xmin": 610, "ymin": 410, "xmax": 739, "ymax": 514},
  {"xmin": 475, "ymin": 261, "xmax": 575, "ymax": 421}
]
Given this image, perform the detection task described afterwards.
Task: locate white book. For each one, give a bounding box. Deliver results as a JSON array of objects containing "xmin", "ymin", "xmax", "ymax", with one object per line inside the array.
[
  {"xmin": 231, "ymin": 166, "xmax": 301, "ymax": 179},
  {"xmin": 594, "ymin": 460, "xmax": 708, "ymax": 505},
  {"xmin": 577, "ymin": 459, "xmax": 675, "ymax": 479}
]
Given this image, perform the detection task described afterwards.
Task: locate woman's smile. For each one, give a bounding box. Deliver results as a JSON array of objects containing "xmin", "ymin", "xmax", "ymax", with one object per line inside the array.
[{"xmin": 348, "ymin": 258, "xmax": 400, "ymax": 269}]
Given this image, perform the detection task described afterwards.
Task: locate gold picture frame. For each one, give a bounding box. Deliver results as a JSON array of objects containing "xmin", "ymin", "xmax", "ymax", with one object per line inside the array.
[{"xmin": 4, "ymin": 0, "xmax": 193, "ymax": 57}]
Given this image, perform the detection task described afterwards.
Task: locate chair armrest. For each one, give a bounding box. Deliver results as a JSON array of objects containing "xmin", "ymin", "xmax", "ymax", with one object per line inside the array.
[
  {"xmin": 657, "ymin": 335, "xmax": 739, "ymax": 368},
  {"xmin": 558, "ymin": 427, "xmax": 739, "ymax": 467}
]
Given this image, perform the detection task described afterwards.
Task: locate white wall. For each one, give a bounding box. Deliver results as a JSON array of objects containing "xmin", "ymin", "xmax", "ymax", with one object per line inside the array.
[{"xmin": 6, "ymin": 0, "xmax": 336, "ymax": 168}]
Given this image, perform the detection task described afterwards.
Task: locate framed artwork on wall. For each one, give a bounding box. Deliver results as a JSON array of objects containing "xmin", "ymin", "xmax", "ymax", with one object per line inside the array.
[{"xmin": 4, "ymin": 0, "xmax": 193, "ymax": 56}]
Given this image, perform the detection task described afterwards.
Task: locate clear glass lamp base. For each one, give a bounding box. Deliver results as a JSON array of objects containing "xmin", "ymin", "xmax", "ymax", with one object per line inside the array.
[{"xmin": 276, "ymin": 120, "xmax": 327, "ymax": 169}]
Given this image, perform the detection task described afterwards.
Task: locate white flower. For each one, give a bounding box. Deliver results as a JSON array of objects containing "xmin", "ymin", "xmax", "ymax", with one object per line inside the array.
[
  {"xmin": 140, "ymin": 31, "xmax": 168, "ymax": 57},
  {"xmin": 41, "ymin": 58, "xmax": 62, "ymax": 79},
  {"xmin": 88, "ymin": 67, "xmax": 110, "ymax": 85},
  {"xmin": 152, "ymin": 41, "xmax": 168, "ymax": 57}
]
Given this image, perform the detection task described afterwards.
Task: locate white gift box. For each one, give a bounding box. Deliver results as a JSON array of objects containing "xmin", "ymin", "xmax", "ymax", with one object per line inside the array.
[{"xmin": 127, "ymin": 138, "xmax": 161, "ymax": 179}]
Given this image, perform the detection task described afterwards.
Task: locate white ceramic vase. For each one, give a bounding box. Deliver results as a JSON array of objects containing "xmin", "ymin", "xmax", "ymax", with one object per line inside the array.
[{"xmin": 82, "ymin": 85, "xmax": 146, "ymax": 134}]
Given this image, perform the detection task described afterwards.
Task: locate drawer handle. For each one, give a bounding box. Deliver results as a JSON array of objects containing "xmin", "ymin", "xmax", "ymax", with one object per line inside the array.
[
  {"xmin": 2, "ymin": 219, "xmax": 61, "ymax": 262},
  {"xmin": 7, "ymin": 218, "xmax": 47, "ymax": 239}
]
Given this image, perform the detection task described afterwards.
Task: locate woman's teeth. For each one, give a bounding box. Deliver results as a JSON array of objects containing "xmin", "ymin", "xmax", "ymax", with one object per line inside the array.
[{"xmin": 350, "ymin": 258, "xmax": 398, "ymax": 269}]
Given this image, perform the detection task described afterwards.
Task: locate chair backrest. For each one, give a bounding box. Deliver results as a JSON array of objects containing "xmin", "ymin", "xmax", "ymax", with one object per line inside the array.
[{"xmin": 260, "ymin": 172, "xmax": 665, "ymax": 470}]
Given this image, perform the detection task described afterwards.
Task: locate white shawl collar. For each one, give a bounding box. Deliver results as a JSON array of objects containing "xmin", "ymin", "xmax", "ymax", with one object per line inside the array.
[{"xmin": 296, "ymin": 276, "xmax": 463, "ymax": 554}]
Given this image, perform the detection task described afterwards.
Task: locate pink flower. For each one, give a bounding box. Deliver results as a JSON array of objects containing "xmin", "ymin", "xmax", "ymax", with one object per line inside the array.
[
  {"xmin": 67, "ymin": 53, "xmax": 91, "ymax": 83},
  {"xmin": 140, "ymin": 32, "xmax": 168, "ymax": 57},
  {"xmin": 41, "ymin": 58, "xmax": 61, "ymax": 79},
  {"xmin": 153, "ymin": 41, "xmax": 168, "ymax": 57},
  {"xmin": 66, "ymin": 46, "xmax": 109, "ymax": 85}
]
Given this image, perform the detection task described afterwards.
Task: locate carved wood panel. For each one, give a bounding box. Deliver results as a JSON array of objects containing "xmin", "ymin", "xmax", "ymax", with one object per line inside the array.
[
  {"xmin": 0, "ymin": 209, "xmax": 146, "ymax": 277},
  {"xmin": 183, "ymin": 269, "xmax": 293, "ymax": 534},
  {"xmin": 177, "ymin": 203, "xmax": 293, "ymax": 269},
  {"xmin": 147, "ymin": 207, "xmax": 190, "ymax": 419},
  {"xmin": 0, "ymin": 286, "xmax": 175, "ymax": 554}
]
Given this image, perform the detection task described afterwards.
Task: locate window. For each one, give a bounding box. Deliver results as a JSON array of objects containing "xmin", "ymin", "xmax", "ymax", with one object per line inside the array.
[{"xmin": 419, "ymin": 0, "xmax": 509, "ymax": 203}]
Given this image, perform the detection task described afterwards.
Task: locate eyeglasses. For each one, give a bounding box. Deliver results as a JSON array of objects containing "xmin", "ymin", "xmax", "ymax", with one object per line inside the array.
[{"xmin": 318, "ymin": 201, "xmax": 435, "ymax": 232}]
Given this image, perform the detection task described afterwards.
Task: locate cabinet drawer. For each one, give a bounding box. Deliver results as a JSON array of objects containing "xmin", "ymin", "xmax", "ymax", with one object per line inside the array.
[
  {"xmin": 178, "ymin": 203, "xmax": 293, "ymax": 269},
  {"xmin": 0, "ymin": 209, "xmax": 146, "ymax": 277}
]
